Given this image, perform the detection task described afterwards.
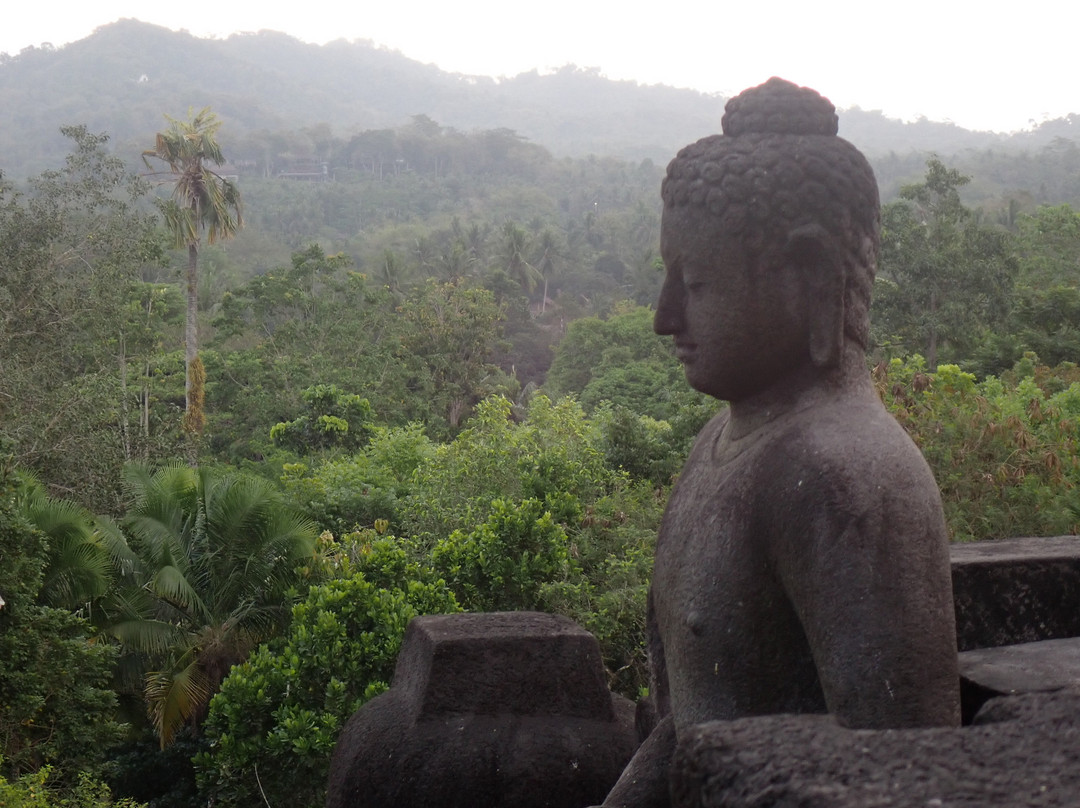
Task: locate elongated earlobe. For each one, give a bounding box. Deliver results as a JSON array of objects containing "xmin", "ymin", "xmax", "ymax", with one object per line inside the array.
[{"xmin": 784, "ymin": 225, "xmax": 844, "ymax": 369}]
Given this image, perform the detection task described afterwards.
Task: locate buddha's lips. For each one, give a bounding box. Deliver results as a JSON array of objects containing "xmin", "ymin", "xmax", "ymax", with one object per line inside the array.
[{"xmin": 674, "ymin": 341, "xmax": 697, "ymax": 361}]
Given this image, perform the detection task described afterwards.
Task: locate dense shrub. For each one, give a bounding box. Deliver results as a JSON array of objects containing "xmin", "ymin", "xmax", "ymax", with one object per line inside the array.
[
  {"xmin": 280, "ymin": 423, "xmax": 434, "ymax": 535},
  {"xmin": 880, "ymin": 355, "xmax": 1080, "ymax": 541},
  {"xmin": 270, "ymin": 384, "xmax": 375, "ymax": 455},
  {"xmin": 430, "ymin": 497, "xmax": 575, "ymax": 612},
  {"xmin": 0, "ymin": 763, "xmax": 145, "ymax": 808},
  {"xmin": 197, "ymin": 574, "xmax": 459, "ymax": 808},
  {"xmin": 406, "ymin": 395, "xmax": 616, "ymax": 543},
  {"xmin": 0, "ymin": 450, "xmax": 125, "ymax": 789}
]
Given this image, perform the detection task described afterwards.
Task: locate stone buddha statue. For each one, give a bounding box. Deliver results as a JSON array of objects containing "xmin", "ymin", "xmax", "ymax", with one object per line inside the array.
[{"xmin": 598, "ymin": 77, "xmax": 960, "ymax": 808}]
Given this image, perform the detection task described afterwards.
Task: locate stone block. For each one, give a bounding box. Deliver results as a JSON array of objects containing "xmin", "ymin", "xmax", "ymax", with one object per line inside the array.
[
  {"xmin": 326, "ymin": 612, "xmax": 637, "ymax": 808},
  {"xmin": 671, "ymin": 689, "xmax": 1080, "ymax": 807},
  {"xmin": 951, "ymin": 536, "xmax": 1080, "ymax": 651}
]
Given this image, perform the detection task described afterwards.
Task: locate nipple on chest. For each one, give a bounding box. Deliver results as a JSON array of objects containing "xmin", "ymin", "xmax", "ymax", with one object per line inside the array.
[{"xmin": 686, "ymin": 610, "xmax": 705, "ymax": 636}]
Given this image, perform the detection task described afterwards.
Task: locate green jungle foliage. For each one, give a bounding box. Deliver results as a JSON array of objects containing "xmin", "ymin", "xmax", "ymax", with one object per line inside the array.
[
  {"xmin": 196, "ymin": 397, "xmax": 667, "ymax": 808},
  {"xmin": 0, "ymin": 445, "xmax": 126, "ymax": 792},
  {"xmin": 102, "ymin": 464, "xmax": 318, "ymax": 748},
  {"xmin": 0, "ymin": 764, "xmax": 145, "ymax": 808},
  {"xmin": 6, "ymin": 88, "xmax": 1080, "ymax": 808},
  {"xmin": 0, "ymin": 128, "xmax": 177, "ymax": 514},
  {"xmin": 280, "ymin": 423, "xmax": 434, "ymax": 537},
  {"xmin": 197, "ymin": 568, "xmax": 460, "ymax": 808},
  {"xmin": 879, "ymin": 356, "xmax": 1080, "ymax": 542},
  {"xmin": 873, "ymin": 158, "xmax": 1016, "ymax": 368},
  {"xmin": 270, "ymin": 384, "xmax": 375, "ymax": 455}
]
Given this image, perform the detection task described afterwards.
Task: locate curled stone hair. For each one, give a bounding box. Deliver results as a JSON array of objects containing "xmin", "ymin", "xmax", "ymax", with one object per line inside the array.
[{"xmin": 662, "ymin": 77, "xmax": 880, "ymax": 348}]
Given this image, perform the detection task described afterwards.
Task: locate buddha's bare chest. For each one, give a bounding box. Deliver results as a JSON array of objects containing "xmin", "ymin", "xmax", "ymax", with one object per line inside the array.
[{"xmin": 651, "ymin": 452, "xmax": 822, "ymax": 724}]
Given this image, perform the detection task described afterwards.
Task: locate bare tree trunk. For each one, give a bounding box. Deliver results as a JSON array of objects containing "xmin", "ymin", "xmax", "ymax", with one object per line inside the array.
[
  {"xmin": 142, "ymin": 360, "xmax": 150, "ymax": 453},
  {"xmin": 185, "ymin": 242, "xmax": 198, "ymax": 416},
  {"xmin": 182, "ymin": 241, "xmax": 205, "ymax": 464},
  {"xmin": 927, "ymin": 289, "xmax": 939, "ymax": 370},
  {"xmin": 142, "ymin": 296, "xmax": 154, "ymax": 451},
  {"xmin": 119, "ymin": 331, "xmax": 131, "ymax": 462}
]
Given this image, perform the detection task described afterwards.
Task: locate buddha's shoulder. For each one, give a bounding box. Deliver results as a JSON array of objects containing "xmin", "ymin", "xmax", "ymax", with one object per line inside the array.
[{"xmin": 773, "ymin": 395, "xmax": 933, "ymax": 483}]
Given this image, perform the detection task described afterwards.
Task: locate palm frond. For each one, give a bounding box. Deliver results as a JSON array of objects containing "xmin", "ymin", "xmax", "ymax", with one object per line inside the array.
[
  {"xmin": 145, "ymin": 661, "xmax": 212, "ymax": 748},
  {"xmin": 16, "ymin": 477, "xmax": 113, "ymax": 609},
  {"xmin": 108, "ymin": 616, "xmax": 187, "ymax": 658},
  {"xmin": 150, "ymin": 564, "xmax": 210, "ymax": 621},
  {"xmin": 142, "ymin": 109, "xmax": 240, "ymax": 252},
  {"xmin": 92, "ymin": 515, "xmax": 140, "ymax": 576}
]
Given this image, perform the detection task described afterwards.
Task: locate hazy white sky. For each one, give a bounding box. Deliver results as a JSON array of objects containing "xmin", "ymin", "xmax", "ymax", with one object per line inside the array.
[{"xmin": 4, "ymin": 1, "xmax": 1074, "ymax": 133}]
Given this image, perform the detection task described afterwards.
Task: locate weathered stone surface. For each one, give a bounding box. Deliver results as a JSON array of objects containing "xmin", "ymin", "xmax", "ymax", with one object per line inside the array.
[
  {"xmin": 671, "ymin": 689, "xmax": 1080, "ymax": 807},
  {"xmin": 391, "ymin": 611, "xmax": 615, "ymax": 720},
  {"xmin": 601, "ymin": 76, "xmax": 959, "ymax": 807},
  {"xmin": 326, "ymin": 612, "xmax": 637, "ymax": 808},
  {"xmin": 961, "ymin": 636, "xmax": 1080, "ymax": 694},
  {"xmin": 958, "ymin": 635, "xmax": 1080, "ymax": 723},
  {"xmin": 951, "ymin": 535, "xmax": 1080, "ymax": 650}
]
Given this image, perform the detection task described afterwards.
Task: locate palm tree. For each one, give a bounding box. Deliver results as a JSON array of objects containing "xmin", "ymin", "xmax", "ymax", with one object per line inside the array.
[
  {"xmin": 14, "ymin": 474, "xmax": 133, "ymax": 612},
  {"xmin": 107, "ymin": 464, "xmax": 317, "ymax": 747},
  {"xmin": 534, "ymin": 228, "xmax": 563, "ymax": 313},
  {"xmin": 499, "ymin": 220, "xmax": 541, "ymax": 296},
  {"xmin": 377, "ymin": 249, "xmax": 407, "ymax": 296},
  {"xmin": 142, "ymin": 108, "xmax": 242, "ymax": 435}
]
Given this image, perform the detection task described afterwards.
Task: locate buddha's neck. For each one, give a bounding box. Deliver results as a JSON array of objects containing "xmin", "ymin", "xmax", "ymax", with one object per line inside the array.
[{"xmin": 725, "ymin": 344, "xmax": 873, "ymax": 441}]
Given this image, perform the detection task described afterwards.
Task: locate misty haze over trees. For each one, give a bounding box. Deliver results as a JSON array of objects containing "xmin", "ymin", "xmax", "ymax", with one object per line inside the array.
[{"xmin": 3, "ymin": 18, "xmax": 1080, "ymax": 808}]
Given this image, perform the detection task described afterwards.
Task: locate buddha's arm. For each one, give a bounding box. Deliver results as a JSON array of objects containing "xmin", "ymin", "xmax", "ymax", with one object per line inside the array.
[{"xmin": 772, "ymin": 462, "xmax": 960, "ymax": 728}]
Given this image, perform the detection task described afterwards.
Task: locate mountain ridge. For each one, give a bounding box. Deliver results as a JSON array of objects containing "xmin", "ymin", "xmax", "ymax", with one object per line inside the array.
[{"xmin": 1, "ymin": 19, "xmax": 1076, "ymax": 180}]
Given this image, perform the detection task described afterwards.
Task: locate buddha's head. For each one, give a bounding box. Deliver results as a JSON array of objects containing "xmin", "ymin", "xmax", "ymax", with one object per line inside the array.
[{"xmin": 655, "ymin": 78, "xmax": 880, "ymax": 401}]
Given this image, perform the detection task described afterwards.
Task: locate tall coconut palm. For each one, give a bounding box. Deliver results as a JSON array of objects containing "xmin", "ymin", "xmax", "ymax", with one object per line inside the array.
[
  {"xmin": 107, "ymin": 464, "xmax": 317, "ymax": 747},
  {"xmin": 142, "ymin": 108, "xmax": 242, "ymax": 435}
]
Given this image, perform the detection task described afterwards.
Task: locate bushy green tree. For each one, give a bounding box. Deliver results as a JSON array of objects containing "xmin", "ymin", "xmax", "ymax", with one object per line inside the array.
[
  {"xmin": 1013, "ymin": 203, "xmax": 1080, "ymax": 289},
  {"xmin": 280, "ymin": 423, "xmax": 434, "ymax": 535},
  {"xmin": 0, "ymin": 127, "xmax": 173, "ymax": 514},
  {"xmin": 197, "ymin": 572, "xmax": 459, "ymax": 808},
  {"xmin": 966, "ymin": 204, "xmax": 1080, "ymax": 374},
  {"xmin": 872, "ymin": 157, "xmax": 1016, "ymax": 368},
  {"xmin": 395, "ymin": 279, "xmax": 505, "ymax": 432},
  {"xmin": 211, "ymin": 249, "xmax": 506, "ymax": 457},
  {"xmin": 0, "ymin": 448, "xmax": 125, "ymax": 787},
  {"xmin": 270, "ymin": 384, "xmax": 375, "ymax": 455},
  {"xmin": 405, "ymin": 395, "xmax": 615, "ymax": 543},
  {"xmin": 545, "ymin": 303, "xmax": 709, "ymax": 421},
  {"xmin": 593, "ymin": 405, "xmax": 684, "ymax": 486},
  {"xmin": 430, "ymin": 498, "xmax": 574, "ymax": 612}
]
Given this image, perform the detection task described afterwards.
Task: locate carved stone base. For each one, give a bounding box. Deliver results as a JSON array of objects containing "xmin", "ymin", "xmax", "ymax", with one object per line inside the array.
[{"xmin": 326, "ymin": 612, "xmax": 637, "ymax": 808}]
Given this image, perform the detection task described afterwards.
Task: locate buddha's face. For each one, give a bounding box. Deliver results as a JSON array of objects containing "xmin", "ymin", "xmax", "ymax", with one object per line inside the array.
[{"xmin": 655, "ymin": 202, "xmax": 811, "ymax": 402}]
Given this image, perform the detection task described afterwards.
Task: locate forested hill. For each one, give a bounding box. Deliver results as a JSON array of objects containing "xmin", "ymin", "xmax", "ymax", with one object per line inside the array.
[
  {"xmin": 0, "ymin": 19, "xmax": 724, "ymax": 176},
  {"xmin": 3, "ymin": 18, "xmax": 1079, "ymax": 180}
]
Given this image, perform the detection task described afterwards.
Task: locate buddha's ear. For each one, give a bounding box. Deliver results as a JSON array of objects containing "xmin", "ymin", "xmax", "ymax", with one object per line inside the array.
[{"xmin": 784, "ymin": 224, "xmax": 844, "ymax": 369}]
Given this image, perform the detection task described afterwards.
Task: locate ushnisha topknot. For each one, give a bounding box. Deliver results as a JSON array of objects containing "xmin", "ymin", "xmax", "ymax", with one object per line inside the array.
[
  {"xmin": 661, "ymin": 77, "xmax": 880, "ymax": 349},
  {"xmin": 721, "ymin": 76, "xmax": 839, "ymax": 137}
]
